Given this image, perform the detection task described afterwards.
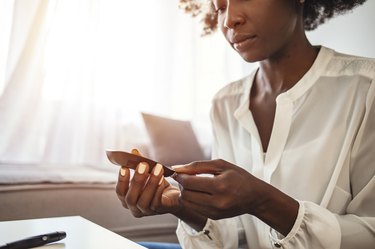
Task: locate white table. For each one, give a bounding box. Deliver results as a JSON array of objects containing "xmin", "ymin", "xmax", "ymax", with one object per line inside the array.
[{"xmin": 0, "ymin": 216, "xmax": 146, "ymax": 248}]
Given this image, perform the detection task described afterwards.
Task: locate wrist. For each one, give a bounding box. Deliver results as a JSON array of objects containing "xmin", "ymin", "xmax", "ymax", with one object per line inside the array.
[
  {"xmin": 171, "ymin": 201, "xmax": 207, "ymax": 232},
  {"xmin": 170, "ymin": 199, "xmax": 185, "ymax": 218},
  {"xmin": 252, "ymin": 184, "xmax": 299, "ymax": 236}
]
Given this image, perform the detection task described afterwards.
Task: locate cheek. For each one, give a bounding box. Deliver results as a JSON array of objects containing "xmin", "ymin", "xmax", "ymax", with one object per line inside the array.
[
  {"xmin": 271, "ymin": 7, "xmax": 299, "ymax": 37},
  {"xmin": 259, "ymin": 14, "xmax": 298, "ymax": 47}
]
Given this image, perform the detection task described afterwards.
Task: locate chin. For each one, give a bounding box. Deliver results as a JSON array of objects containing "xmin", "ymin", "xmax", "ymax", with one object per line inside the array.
[
  {"xmin": 239, "ymin": 52, "xmax": 267, "ymax": 63},
  {"xmin": 230, "ymin": 42, "xmax": 269, "ymax": 63},
  {"xmin": 231, "ymin": 45, "xmax": 267, "ymax": 63}
]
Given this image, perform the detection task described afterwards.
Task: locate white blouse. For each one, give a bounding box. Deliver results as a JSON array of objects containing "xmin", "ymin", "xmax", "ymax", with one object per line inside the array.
[{"xmin": 176, "ymin": 47, "xmax": 375, "ymax": 249}]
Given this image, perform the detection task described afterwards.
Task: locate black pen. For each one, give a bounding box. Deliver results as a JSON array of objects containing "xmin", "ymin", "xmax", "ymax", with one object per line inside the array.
[{"xmin": 0, "ymin": 231, "xmax": 66, "ymax": 249}]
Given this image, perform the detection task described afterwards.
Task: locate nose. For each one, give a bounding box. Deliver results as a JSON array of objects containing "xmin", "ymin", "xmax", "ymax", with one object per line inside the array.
[{"xmin": 223, "ymin": 4, "xmax": 244, "ymax": 29}]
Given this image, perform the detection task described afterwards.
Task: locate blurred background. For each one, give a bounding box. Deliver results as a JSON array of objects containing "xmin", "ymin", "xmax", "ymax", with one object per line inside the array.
[{"xmin": 0, "ymin": 0, "xmax": 374, "ymax": 169}]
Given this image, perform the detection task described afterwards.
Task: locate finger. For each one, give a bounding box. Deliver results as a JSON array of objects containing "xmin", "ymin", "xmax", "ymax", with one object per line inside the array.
[
  {"xmin": 180, "ymin": 198, "xmax": 223, "ymax": 220},
  {"xmin": 131, "ymin": 148, "xmax": 142, "ymax": 156},
  {"xmin": 136, "ymin": 164, "xmax": 164, "ymax": 214},
  {"xmin": 150, "ymin": 176, "xmax": 168, "ymax": 212},
  {"xmin": 125, "ymin": 162, "xmax": 150, "ymax": 215},
  {"xmin": 171, "ymin": 160, "xmax": 223, "ymax": 175},
  {"xmin": 116, "ymin": 167, "xmax": 130, "ymax": 208},
  {"xmin": 173, "ymin": 173, "xmax": 216, "ymax": 194},
  {"xmin": 180, "ymin": 188, "xmax": 213, "ymax": 206}
]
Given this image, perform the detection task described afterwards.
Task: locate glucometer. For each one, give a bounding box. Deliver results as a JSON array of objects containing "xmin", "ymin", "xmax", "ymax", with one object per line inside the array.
[{"xmin": 106, "ymin": 150, "xmax": 175, "ymax": 177}]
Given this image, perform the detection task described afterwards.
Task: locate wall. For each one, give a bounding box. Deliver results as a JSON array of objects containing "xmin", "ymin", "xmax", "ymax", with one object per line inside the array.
[{"xmin": 307, "ymin": 1, "xmax": 375, "ymax": 58}]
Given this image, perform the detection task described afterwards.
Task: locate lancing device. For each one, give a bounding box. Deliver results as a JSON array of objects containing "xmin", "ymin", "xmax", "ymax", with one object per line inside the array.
[
  {"xmin": 0, "ymin": 231, "xmax": 66, "ymax": 249},
  {"xmin": 106, "ymin": 150, "xmax": 175, "ymax": 177}
]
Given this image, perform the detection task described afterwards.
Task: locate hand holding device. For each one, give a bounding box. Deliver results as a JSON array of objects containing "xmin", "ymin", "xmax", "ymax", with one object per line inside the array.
[{"xmin": 106, "ymin": 150, "xmax": 175, "ymax": 177}]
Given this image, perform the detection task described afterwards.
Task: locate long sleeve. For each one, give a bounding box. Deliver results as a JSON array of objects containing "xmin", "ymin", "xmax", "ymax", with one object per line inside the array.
[
  {"xmin": 176, "ymin": 218, "xmax": 240, "ymax": 249},
  {"xmin": 269, "ymin": 201, "xmax": 341, "ymax": 248},
  {"xmin": 269, "ymin": 81, "xmax": 375, "ymax": 249},
  {"xmin": 338, "ymin": 79, "xmax": 375, "ymax": 248}
]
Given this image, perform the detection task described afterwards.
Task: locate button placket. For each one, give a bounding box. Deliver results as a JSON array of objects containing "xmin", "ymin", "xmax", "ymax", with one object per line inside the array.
[{"xmin": 263, "ymin": 96, "xmax": 293, "ymax": 183}]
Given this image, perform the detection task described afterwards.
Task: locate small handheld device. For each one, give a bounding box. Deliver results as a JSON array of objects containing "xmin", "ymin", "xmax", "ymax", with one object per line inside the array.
[
  {"xmin": 106, "ymin": 150, "xmax": 175, "ymax": 177},
  {"xmin": 0, "ymin": 231, "xmax": 66, "ymax": 249}
]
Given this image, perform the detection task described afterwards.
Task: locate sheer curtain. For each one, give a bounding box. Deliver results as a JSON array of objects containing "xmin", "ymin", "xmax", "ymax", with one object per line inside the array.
[{"xmin": 0, "ymin": 0, "xmax": 251, "ymax": 169}]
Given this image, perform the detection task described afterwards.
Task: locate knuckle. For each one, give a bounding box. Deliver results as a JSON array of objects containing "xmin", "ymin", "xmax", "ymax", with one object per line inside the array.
[
  {"xmin": 189, "ymin": 161, "xmax": 200, "ymax": 167},
  {"xmin": 132, "ymin": 212, "xmax": 143, "ymax": 218},
  {"xmin": 136, "ymin": 201, "xmax": 148, "ymax": 212},
  {"xmin": 150, "ymin": 201, "xmax": 163, "ymax": 213},
  {"xmin": 137, "ymin": 208, "xmax": 150, "ymax": 216},
  {"xmin": 215, "ymin": 182, "xmax": 226, "ymax": 193},
  {"xmin": 216, "ymin": 199, "xmax": 231, "ymax": 211},
  {"xmin": 121, "ymin": 201, "xmax": 128, "ymax": 209},
  {"xmin": 116, "ymin": 193, "xmax": 124, "ymax": 200},
  {"xmin": 137, "ymin": 206, "xmax": 154, "ymax": 216},
  {"xmin": 149, "ymin": 204, "xmax": 158, "ymax": 212},
  {"xmin": 216, "ymin": 159, "xmax": 226, "ymax": 166},
  {"xmin": 128, "ymin": 207, "xmax": 143, "ymax": 218}
]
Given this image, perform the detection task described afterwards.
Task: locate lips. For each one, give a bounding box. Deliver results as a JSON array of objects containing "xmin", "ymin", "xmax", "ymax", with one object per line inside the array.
[
  {"xmin": 230, "ymin": 34, "xmax": 256, "ymax": 44},
  {"xmin": 230, "ymin": 34, "xmax": 257, "ymax": 51}
]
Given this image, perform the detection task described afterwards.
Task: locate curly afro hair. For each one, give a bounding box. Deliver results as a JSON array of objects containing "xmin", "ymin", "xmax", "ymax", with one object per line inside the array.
[{"xmin": 179, "ymin": 0, "xmax": 367, "ymax": 35}]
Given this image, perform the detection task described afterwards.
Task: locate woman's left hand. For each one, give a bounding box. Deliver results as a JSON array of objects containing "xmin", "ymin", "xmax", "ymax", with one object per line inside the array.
[{"xmin": 172, "ymin": 159, "xmax": 271, "ymax": 220}]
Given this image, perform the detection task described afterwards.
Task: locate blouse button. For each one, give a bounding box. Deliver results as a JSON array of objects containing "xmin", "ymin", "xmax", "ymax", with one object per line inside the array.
[{"xmin": 274, "ymin": 242, "xmax": 282, "ymax": 248}]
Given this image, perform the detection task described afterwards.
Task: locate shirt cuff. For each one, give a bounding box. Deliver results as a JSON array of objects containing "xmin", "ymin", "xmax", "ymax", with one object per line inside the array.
[
  {"xmin": 269, "ymin": 200, "xmax": 305, "ymax": 248},
  {"xmin": 177, "ymin": 219, "xmax": 226, "ymax": 248},
  {"xmin": 179, "ymin": 219, "xmax": 216, "ymax": 240}
]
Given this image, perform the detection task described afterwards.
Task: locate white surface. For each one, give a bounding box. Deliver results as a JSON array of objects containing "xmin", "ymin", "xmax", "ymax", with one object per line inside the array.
[{"xmin": 0, "ymin": 216, "xmax": 146, "ymax": 249}]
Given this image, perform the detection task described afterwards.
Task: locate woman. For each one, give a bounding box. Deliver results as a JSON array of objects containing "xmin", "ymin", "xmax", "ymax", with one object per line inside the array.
[{"xmin": 116, "ymin": 0, "xmax": 375, "ymax": 248}]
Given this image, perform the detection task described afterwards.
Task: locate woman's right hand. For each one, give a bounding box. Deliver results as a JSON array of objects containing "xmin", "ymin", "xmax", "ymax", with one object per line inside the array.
[{"xmin": 115, "ymin": 149, "xmax": 181, "ymax": 218}]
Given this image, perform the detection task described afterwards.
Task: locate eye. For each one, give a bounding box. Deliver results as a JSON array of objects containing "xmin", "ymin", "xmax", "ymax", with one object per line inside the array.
[
  {"xmin": 212, "ymin": 0, "xmax": 226, "ymax": 14},
  {"xmin": 216, "ymin": 6, "xmax": 226, "ymax": 14}
]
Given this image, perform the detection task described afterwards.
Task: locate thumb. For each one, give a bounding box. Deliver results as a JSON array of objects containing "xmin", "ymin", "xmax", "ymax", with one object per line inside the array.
[{"xmin": 171, "ymin": 161, "xmax": 222, "ymax": 175}]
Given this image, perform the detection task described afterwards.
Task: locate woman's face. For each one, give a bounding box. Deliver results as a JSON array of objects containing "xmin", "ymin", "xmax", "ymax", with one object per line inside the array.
[{"xmin": 212, "ymin": 0, "xmax": 302, "ymax": 62}]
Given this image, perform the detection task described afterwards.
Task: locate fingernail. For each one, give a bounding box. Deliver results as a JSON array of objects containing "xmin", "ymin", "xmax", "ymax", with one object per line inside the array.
[
  {"xmin": 137, "ymin": 162, "xmax": 147, "ymax": 174},
  {"xmin": 153, "ymin": 163, "xmax": 163, "ymax": 176},
  {"xmin": 131, "ymin": 148, "xmax": 140, "ymax": 155},
  {"xmin": 158, "ymin": 176, "xmax": 164, "ymax": 185},
  {"xmin": 120, "ymin": 167, "xmax": 127, "ymax": 176}
]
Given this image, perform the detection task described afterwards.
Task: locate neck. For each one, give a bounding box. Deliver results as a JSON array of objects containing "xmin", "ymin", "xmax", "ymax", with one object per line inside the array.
[{"xmin": 257, "ymin": 37, "xmax": 319, "ymax": 95}]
